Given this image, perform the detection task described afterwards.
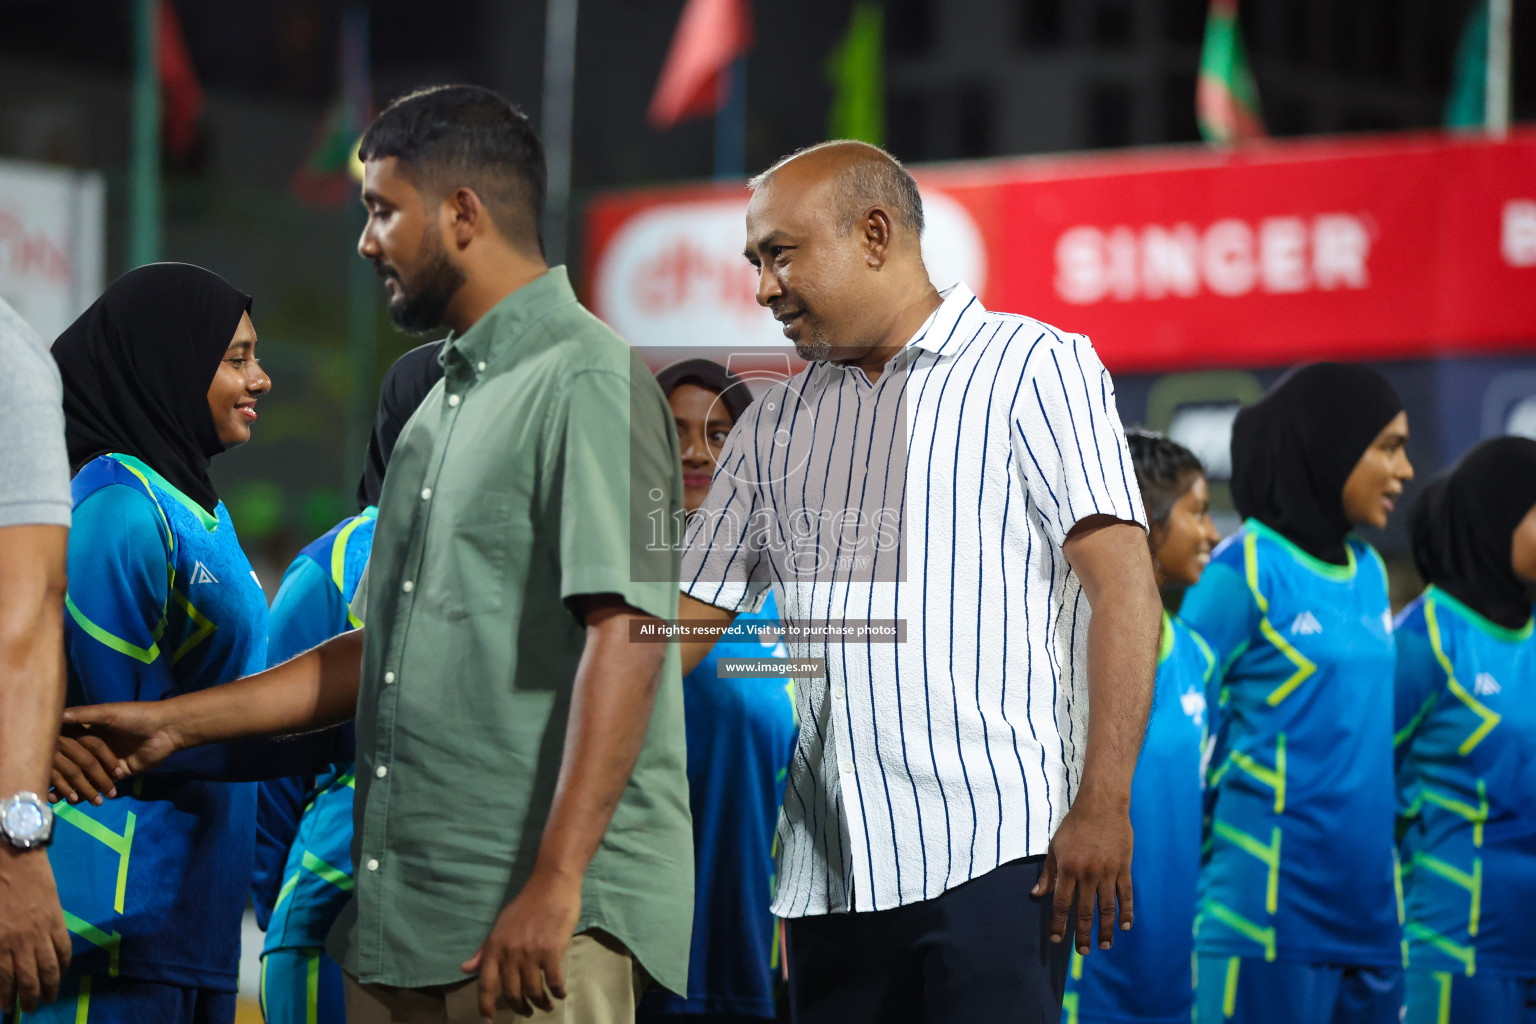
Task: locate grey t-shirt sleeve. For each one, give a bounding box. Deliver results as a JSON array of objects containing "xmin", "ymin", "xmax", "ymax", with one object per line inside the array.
[{"xmin": 0, "ymin": 299, "xmax": 71, "ymax": 528}]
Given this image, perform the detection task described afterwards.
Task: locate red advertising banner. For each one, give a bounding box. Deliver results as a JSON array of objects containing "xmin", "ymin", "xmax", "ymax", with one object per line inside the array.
[{"xmin": 583, "ymin": 130, "xmax": 1536, "ymax": 373}]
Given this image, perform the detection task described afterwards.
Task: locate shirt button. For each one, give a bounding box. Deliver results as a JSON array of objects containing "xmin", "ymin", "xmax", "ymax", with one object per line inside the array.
[
  {"xmin": 477, "ymin": 361, "xmax": 487, "ymax": 372},
  {"xmin": 832, "ymin": 685, "xmax": 845, "ymax": 700},
  {"xmin": 447, "ymin": 394, "xmax": 460, "ymax": 407},
  {"xmin": 402, "ymin": 580, "xmax": 414, "ymax": 593},
  {"xmin": 366, "ymin": 858, "xmax": 380, "ymax": 872},
  {"xmin": 383, "ymin": 671, "xmax": 395, "ymax": 684},
  {"xmin": 420, "ymin": 487, "xmax": 432, "ymax": 500},
  {"xmin": 840, "ymin": 761, "xmax": 855, "ymax": 775},
  {"xmin": 376, "ymin": 765, "xmax": 388, "ymax": 778}
]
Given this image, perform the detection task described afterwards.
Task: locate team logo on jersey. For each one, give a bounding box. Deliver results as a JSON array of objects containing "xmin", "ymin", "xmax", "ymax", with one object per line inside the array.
[
  {"xmin": 190, "ymin": 561, "xmax": 219, "ymax": 585},
  {"xmin": 1180, "ymin": 686, "xmax": 1207, "ymax": 729},
  {"xmin": 1289, "ymin": 611, "xmax": 1323, "ymax": 636},
  {"xmin": 1474, "ymin": 672, "xmax": 1502, "ymax": 697}
]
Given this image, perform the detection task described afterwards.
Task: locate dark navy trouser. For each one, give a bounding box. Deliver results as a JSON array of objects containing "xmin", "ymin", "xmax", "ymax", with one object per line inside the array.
[{"xmin": 787, "ymin": 856, "xmax": 1071, "ymax": 1024}]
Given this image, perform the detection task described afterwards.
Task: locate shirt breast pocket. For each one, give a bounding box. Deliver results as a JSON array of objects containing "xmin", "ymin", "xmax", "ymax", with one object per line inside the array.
[{"xmin": 431, "ymin": 489, "xmax": 525, "ymax": 620}]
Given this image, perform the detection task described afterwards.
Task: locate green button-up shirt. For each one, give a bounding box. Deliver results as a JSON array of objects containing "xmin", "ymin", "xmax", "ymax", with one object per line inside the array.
[{"xmin": 325, "ymin": 267, "xmax": 692, "ymax": 993}]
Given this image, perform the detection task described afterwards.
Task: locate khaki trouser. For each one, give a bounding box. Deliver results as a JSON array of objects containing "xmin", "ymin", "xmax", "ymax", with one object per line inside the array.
[{"xmin": 343, "ymin": 931, "xmax": 645, "ymax": 1024}]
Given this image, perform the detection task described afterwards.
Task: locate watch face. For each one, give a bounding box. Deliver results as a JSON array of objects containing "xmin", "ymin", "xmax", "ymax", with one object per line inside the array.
[{"xmin": 2, "ymin": 799, "xmax": 45, "ymax": 841}]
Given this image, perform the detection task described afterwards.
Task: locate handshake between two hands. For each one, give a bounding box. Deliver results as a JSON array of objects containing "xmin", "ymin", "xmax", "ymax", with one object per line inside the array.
[{"xmin": 48, "ymin": 702, "xmax": 182, "ymax": 806}]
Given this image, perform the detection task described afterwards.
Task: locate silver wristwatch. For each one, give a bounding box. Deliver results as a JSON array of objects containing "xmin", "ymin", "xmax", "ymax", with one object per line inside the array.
[{"xmin": 0, "ymin": 792, "xmax": 54, "ymax": 850}]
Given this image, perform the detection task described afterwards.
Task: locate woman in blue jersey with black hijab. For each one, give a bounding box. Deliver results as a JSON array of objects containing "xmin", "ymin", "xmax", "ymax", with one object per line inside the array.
[
  {"xmin": 1064, "ymin": 430, "xmax": 1220, "ymax": 1024},
  {"xmin": 252, "ymin": 339, "xmax": 443, "ymax": 1024},
  {"xmin": 33, "ymin": 264, "xmax": 324, "ymax": 1024},
  {"xmin": 641, "ymin": 359, "xmax": 798, "ymax": 1024},
  {"xmin": 1183, "ymin": 363, "xmax": 1414, "ymax": 1024},
  {"xmin": 1395, "ymin": 437, "xmax": 1536, "ymax": 1024}
]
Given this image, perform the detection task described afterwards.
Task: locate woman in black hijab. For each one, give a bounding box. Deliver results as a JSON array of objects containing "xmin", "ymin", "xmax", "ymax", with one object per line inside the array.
[
  {"xmin": 54, "ymin": 262, "xmax": 262, "ymax": 513},
  {"xmin": 1407, "ymin": 436, "xmax": 1536, "ymax": 631},
  {"xmin": 1180, "ymin": 362, "xmax": 1415, "ymax": 1024},
  {"xmin": 1228, "ymin": 361, "xmax": 1412, "ymax": 565},
  {"xmin": 43, "ymin": 264, "xmax": 279, "ymax": 1023},
  {"xmin": 1395, "ymin": 442, "xmax": 1536, "ymax": 1023}
]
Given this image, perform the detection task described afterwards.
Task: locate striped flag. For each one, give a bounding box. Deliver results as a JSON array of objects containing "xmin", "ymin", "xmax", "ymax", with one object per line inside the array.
[{"xmin": 1197, "ymin": 0, "xmax": 1265, "ymax": 144}]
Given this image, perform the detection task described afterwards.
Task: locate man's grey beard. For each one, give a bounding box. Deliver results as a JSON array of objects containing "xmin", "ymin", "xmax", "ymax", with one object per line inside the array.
[{"xmin": 793, "ymin": 319, "xmax": 832, "ymax": 362}]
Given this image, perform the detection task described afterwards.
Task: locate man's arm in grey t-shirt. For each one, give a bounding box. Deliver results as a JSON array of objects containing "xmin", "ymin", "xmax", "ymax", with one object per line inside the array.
[{"xmin": 0, "ymin": 298, "xmax": 75, "ymax": 1011}]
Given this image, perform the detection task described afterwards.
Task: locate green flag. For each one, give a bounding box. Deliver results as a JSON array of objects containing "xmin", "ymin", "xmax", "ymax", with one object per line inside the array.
[
  {"xmin": 826, "ymin": 2, "xmax": 885, "ymax": 146},
  {"xmin": 1446, "ymin": 0, "xmax": 1489, "ymax": 130},
  {"xmin": 1197, "ymin": 0, "xmax": 1265, "ymax": 144}
]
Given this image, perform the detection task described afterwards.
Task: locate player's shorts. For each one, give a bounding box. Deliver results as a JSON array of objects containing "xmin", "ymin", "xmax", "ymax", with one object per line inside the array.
[
  {"xmin": 259, "ymin": 947, "xmax": 346, "ymax": 1024},
  {"xmin": 1404, "ymin": 969, "xmax": 1536, "ymax": 1024},
  {"xmin": 11, "ymin": 973, "xmax": 235, "ymax": 1024},
  {"xmin": 1193, "ymin": 955, "xmax": 1403, "ymax": 1024}
]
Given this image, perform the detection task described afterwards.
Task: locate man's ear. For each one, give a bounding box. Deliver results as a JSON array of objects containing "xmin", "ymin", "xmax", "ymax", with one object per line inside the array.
[
  {"xmin": 445, "ymin": 187, "xmax": 488, "ymax": 250},
  {"xmin": 863, "ymin": 206, "xmax": 894, "ymax": 269}
]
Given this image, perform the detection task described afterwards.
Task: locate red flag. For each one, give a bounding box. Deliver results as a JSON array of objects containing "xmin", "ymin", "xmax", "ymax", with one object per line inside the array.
[
  {"xmin": 648, "ymin": 0, "xmax": 753, "ymax": 129},
  {"xmin": 158, "ymin": 0, "xmax": 204, "ymax": 159}
]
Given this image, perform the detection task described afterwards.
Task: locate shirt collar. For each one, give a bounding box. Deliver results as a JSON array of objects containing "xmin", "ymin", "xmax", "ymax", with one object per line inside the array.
[
  {"xmin": 906, "ymin": 281, "xmax": 981, "ymax": 355},
  {"xmin": 441, "ymin": 265, "xmax": 576, "ymax": 379}
]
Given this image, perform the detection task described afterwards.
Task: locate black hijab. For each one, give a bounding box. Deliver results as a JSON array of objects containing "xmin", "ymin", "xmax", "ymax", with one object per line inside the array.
[
  {"xmin": 1409, "ymin": 437, "xmax": 1536, "ymax": 631},
  {"xmin": 1230, "ymin": 362, "xmax": 1404, "ymax": 565},
  {"xmin": 356, "ymin": 339, "xmax": 446, "ymax": 511},
  {"xmin": 654, "ymin": 358, "xmax": 755, "ymax": 425},
  {"xmin": 53, "ymin": 263, "xmax": 252, "ymax": 514}
]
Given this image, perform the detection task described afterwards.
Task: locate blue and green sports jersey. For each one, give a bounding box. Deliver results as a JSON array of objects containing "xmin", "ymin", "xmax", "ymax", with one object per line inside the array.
[
  {"xmin": 1395, "ymin": 587, "xmax": 1536, "ymax": 979},
  {"xmin": 256, "ymin": 510, "xmax": 374, "ymax": 952},
  {"xmin": 1182, "ymin": 519, "xmax": 1400, "ymax": 966},
  {"xmin": 251, "ymin": 509, "xmax": 373, "ymax": 933},
  {"xmin": 642, "ymin": 592, "xmax": 797, "ymax": 1019},
  {"xmin": 1065, "ymin": 611, "xmax": 1214, "ymax": 1024},
  {"xmin": 52, "ymin": 454, "xmax": 270, "ymax": 990}
]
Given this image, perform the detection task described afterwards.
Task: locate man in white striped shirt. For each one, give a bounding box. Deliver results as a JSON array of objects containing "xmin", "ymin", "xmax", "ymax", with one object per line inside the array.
[{"xmin": 676, "ymin": 141, "xmax": 1162, "ymax": 1024}]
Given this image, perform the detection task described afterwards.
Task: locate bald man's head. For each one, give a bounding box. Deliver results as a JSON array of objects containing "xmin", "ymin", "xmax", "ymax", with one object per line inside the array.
[
  {"xmin": 749, "ymin": 140, "xmax": 924, "ymax": 241},
  {"xmin": 743, "ymin": 139, "xmax": 938, "ymax": 365}
]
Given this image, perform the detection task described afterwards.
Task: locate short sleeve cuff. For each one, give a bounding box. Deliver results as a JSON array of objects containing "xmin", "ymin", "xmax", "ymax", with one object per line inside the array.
[
  {"xmin": 562, "ymin": 568, "xmax": 680, "ymax": 623},
  {"xmin": 0, "ymin": 499, "xmax": 71, "ymax": 529}
]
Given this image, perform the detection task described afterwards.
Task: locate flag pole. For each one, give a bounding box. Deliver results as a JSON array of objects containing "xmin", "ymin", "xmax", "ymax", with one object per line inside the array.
[
  {"xmin": 1486, "ymin": 0, "xmax": 1511, "ymax": 138},
  {"xmin": 542, "ymin": 0, "xmax": 579, "ymax": 266},
  {"xmin": 129, "ymin": 0, "xmax": 162, "ymax": 268},
  {"xmin": 715, "ymin": 57, "xmax": 746, "ymax": 180}
]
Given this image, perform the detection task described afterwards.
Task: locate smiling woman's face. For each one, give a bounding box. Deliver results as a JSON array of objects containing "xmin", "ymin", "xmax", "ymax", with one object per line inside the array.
[
  {"xmin": 206, "ymin": 311, "xmax": 270, "ymax": 448},
  {"xmin": 670, "ymin": 382, "xmax": 734, "ymax": 514}
]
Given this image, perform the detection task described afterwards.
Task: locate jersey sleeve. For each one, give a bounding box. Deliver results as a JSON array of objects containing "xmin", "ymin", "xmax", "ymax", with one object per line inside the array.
[
  {"xmin": 1010, "ymin": 335, "xmax": 1146, "ymax": 548},
  {"xmin": 1178, "ymin": 548, "xmax": 1260, "ymax": 700},
  {"xmin": 1392, "ymin": 607, "xmax": 1441, "ymax": 763},
  {"xmin": 64, "ymin": 483, "xmax": 178, "ymax": 704},
  {"xmin": 267, "ymin": 554, "xmax": 350, "ymax": 666},
  {"xmin": 546, "ymin": 367, "xmax": 683, "ymax": 622}
]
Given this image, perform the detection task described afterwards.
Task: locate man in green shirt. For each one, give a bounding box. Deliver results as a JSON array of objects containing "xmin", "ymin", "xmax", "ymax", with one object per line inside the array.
[{"xmin": 63, "ymin": 86, "xmax": 692, "ymax": 1024}]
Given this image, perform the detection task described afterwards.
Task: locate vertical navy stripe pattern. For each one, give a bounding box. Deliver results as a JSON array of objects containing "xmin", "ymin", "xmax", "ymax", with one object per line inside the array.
[{"xmin": 678, "ymin": 283, "xmax": 1146, "ymax": 916}]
